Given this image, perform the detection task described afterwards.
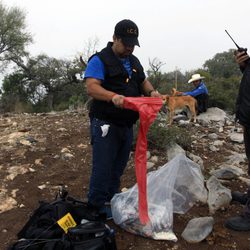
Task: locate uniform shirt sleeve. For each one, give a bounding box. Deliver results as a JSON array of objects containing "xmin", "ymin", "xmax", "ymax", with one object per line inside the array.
[{"xmin": 83, "ymin": 55, "xmax": 105, "ymax": 81}]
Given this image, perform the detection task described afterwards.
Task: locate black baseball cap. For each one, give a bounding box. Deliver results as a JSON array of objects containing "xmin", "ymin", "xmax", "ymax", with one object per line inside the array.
[{"xmin": 114, "ymin": 19, "xmax": 140, "ymax": 47}]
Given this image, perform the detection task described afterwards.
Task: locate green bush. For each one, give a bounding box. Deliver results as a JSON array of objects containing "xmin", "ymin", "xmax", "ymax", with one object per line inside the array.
[
  {"xmin": 133, "ymin": 119, "xmax": 192, "ymax": 151},
  {"xmin": 54, "ymin": 101, "xmax": 69, "ymax": 111},
  {"xmin": 14, "ymin": 101, "xmax": 33, "ymax": 113}
]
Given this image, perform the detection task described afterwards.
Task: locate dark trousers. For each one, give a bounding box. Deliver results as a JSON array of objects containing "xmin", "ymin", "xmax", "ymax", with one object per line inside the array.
[
  {"xmin": 243, "ymin": 126, "xmax": 250, "ymax": 217},
  {"xmin": 195, "ymin": 94, "xmax": 209, "ymax": 114},
  {"xmin": 87, "ymin": 118, "xmax": 133, "ymax": 208},
  {"xmin": 243, "ymin": 126, "xmax": 250, "ymax": 175}
]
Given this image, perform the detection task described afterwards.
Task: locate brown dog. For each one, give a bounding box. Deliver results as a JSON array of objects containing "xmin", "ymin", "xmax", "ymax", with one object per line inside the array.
[{"xmin": 162, "ymin": 91, "xmax": 197, "ymax": 125}]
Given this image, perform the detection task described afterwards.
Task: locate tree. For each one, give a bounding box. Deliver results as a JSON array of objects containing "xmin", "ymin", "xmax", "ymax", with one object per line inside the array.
[
  {"xmin": 207, "ymin": 76, "xmax": 240, "ymax": 112},
  {"xmin": 0, "ymin": 1, "xmax": 32, "ymax": 71},
  {"xmin": 1, "ymin": 72, "xmax": 31, "ymax": 112},
  {"xmin": 203, "ymin": 49, "xmax": 241, "ymax": 78},
  {"xmin": 147, "ymin": 57, "xmax": 165, "ymax": 90},
  {"xmin": 1, "ymin": 53, "xmax": 87, "ymax": 112},
  {"xmin": 25, "ymin": 54, "xmax": 82, "ymax": 110},
  {"xmin": 79, "ymin": 37, "xmax": 99, "ymax": 67}
]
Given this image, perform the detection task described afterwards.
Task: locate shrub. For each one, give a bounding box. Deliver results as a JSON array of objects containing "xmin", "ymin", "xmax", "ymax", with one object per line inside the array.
[
  {"xmin": 54, "ymin": 102, "xmax": 69, "ymax": 111},
  {"xmin": 14, "ymin": 101, "xmax": 33, "ymax": 113},
  {"xmin": 133, "ymin": 119, "xmax": 192, "ymax": 151}
]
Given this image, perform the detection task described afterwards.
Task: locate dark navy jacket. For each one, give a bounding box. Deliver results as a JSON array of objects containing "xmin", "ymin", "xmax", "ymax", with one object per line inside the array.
[{"xmin": 236, "ymin": 63, "xmax": 250, "ymax": 128}]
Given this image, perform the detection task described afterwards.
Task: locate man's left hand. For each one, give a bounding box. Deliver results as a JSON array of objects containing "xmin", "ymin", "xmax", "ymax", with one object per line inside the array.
[
  {"xmin": 234, "ymin": 50, "xmax": 250, "ymax": 67},
  {"xmin": 150, "ymin": 90, "xmax": 161, "ymax": 97}
]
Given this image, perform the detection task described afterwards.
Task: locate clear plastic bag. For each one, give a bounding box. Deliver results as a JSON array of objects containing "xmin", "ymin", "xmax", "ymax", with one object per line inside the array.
[{"xmin": 111, "ymin": 154, "xmax": 207, "ymax": 241}]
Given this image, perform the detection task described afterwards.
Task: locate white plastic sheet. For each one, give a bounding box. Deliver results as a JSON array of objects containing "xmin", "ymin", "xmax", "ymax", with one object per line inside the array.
[{"xmin": 111, "ymin": 154, "xmax": 208, "ymax": 241}]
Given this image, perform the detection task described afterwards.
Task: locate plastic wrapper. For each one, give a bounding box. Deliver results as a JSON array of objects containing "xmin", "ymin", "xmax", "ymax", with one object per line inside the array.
[
  {"xmin": 111, "ymin": 154, "xmax": 208, "ymax": 241},
  {"xmin": 123, "ymin": 97, "xmax": 163, "ymax": 224}
]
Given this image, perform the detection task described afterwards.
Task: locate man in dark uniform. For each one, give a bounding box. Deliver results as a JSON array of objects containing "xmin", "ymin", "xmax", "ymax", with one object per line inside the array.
[
  {"xmin": 84, "ymin": 19, "xmax": 160, "ymax": 219},
  {"xmin": 225, "ymin": 50, "xmax": 250, "ymax": 231}
]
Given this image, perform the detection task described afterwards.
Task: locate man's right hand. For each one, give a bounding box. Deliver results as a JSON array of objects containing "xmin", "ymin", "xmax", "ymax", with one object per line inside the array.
[
  {"xmin": 112, "ymin": 94, "xmax": 125, "ymax": 108},
  {"xmin": 234, "ymin": 50, "xmax": 250, "ymax": 67}
]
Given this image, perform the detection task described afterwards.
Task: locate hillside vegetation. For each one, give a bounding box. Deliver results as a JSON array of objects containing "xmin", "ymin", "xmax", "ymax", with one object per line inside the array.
[{"xmin": 0, "ymin": 2, "xmax": 242, "ymax": 114}]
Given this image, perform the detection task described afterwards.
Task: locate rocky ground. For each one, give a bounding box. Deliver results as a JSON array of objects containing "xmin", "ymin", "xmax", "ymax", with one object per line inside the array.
[{"xmin": 0, "ymin": 109, "xmax": 250, "ymax": 250}]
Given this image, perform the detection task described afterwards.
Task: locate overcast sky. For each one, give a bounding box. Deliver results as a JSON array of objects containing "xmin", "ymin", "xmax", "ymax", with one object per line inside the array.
[{"xmin": 4, "ymin": 0, "xmax": 250, "ymax": 73}]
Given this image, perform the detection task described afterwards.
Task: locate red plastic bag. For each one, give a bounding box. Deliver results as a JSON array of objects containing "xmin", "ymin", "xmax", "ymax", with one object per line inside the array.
[{"xmin": 123, "ymin": 97, "xmax": 163, "ymax": 224}]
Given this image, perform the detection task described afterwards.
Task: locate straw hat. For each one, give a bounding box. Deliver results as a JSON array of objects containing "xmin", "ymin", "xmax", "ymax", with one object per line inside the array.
[{"xmin": 188, "ymin": 74, "xmax": 205, "ymax": 83}]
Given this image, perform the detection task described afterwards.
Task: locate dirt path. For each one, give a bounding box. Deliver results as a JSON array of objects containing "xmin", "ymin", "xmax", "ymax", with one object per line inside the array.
[{"xmin": 0, "ymin": 111, "xmax": 249, "ymax": 250}]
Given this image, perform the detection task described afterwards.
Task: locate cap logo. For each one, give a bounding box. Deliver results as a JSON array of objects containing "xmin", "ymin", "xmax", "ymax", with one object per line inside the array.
[{"xmin": 127, "ymin": 28, "xmax": 137, "ymax": 35}]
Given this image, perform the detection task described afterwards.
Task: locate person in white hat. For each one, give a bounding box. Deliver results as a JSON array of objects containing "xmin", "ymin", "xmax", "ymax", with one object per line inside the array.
[{"xmin": 178, "ymin": 73, "xmax": 209, "ymax": 114}]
